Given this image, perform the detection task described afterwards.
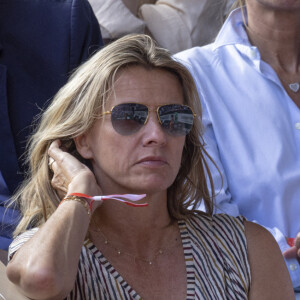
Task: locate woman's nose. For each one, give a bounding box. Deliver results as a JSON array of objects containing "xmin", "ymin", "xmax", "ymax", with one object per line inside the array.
[{"xmin": 142, "ymin": 112, "xmax": 167, "ymax": 146}]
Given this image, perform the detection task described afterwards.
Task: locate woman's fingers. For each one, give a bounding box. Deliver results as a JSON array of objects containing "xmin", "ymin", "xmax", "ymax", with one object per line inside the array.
[
  {"xmin": 48, "ymin": 139, "xmax": 62, "ymax": 160},
  {"xmin": 48, "ymin": 140, "xmax": 88, "ymax": 178},
  {"xmin": 47, "ymin": 140, "xmax": 102, "ymax": 199},
  {"xmin": 51, "ymin": 172, "xmax": 68, "ymax": 192},
  {"xmin": 51, "ymin": 177, "xmax": 67, "ymax": 200},
  {"xmin": 48, "ymin": 140, "xmax": 70, "ymax": 197},
  {"xmin": 48, "ymin": 157, "xmax": 55, "ymax": 172}
]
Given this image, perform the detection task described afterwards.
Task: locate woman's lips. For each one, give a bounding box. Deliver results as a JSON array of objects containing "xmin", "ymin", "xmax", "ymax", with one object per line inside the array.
[{"xmin": 136, "ymin": 156, "xmax": 167, "ymax": 167}]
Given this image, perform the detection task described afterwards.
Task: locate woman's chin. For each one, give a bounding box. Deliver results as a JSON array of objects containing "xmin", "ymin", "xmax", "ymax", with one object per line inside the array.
[
  {"xmin": 101, "ymin": 174, "xmax": 175, "ymax": 195},
  {"xmin": 126, "ymin": 182, "xmax": 171, "ymax": 196}
]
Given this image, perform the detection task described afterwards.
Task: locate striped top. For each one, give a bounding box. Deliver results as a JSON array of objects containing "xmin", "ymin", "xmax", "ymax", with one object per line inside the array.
[{"xmin": 9, "ymin": 213, "xmax": 251, "ymax": 299}]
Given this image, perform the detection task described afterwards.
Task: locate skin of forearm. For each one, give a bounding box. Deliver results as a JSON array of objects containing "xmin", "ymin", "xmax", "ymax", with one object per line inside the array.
[{"xmin": 6, "ymin": 201, "xmax": 90, "ymax": 299}]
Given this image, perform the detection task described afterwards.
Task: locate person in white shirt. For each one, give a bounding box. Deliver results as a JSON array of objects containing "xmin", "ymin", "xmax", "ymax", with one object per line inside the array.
[{"xmin": 175, "ymin": 0, "xmax": 300, "ymax": 294}]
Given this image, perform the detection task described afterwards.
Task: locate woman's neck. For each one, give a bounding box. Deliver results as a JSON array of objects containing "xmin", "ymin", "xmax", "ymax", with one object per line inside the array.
[{"xmin": 89, "ymin": 192, "xmax": 179, "ymax": 257}]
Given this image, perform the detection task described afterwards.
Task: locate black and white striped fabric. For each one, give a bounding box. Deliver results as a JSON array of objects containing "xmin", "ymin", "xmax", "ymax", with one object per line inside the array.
[{"xmin": 9, "ymin": 213, "xmax": 250, "ymax": 299}]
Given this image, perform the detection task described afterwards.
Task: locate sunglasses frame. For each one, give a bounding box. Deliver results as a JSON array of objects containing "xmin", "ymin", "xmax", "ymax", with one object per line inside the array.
[{"xmin": 100, "ymin": 103, "xmax": 197, "ymax": 136}]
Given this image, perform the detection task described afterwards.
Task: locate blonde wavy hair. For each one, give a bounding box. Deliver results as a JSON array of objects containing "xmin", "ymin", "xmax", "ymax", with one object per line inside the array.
[{"xmin": 12, "ymin": 34, "xmax": 216, "ymax": 237}]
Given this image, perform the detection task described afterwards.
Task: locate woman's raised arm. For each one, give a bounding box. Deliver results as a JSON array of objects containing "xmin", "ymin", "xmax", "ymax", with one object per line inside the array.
[{"xmin": 6, "ymin": 140, "xmax": 102, "ymax": 299}]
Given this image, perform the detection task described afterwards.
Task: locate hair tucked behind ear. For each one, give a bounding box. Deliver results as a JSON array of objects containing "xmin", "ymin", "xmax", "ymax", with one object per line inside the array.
[{"xmin": 11, "ymin": 34, "xmax": 218, "ymax": 236}]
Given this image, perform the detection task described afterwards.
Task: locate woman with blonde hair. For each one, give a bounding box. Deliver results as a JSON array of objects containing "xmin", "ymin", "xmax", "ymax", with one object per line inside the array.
[{"xmin": 6, "ymin": 34, "xmax": 293, "ymax": 299}]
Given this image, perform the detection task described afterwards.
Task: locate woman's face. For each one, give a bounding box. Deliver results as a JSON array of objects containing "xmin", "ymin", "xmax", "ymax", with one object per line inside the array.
[{"xmin": 76, "ymin": 66, "xmax": 186, "ymax": 195}]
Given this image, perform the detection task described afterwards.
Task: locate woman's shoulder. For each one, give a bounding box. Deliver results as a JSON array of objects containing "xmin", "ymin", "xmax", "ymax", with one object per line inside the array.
[
  {"xmin": 184, "ymin": 213, "xmax": 248, "ymax": 257},
  {"xmin": 243, "ymin": 221, "xmax": 294, "ymax": 298},
  {"xmin": 186, "ymin": 212, "xmax": 246, "ymax": 234},
  {"xmin": 183, "ymin": 213, "xmax": 251, "ymax": 296},
  {"xmin": 186, "ymin": 213, "xmax": 248, "ymax": 259}
]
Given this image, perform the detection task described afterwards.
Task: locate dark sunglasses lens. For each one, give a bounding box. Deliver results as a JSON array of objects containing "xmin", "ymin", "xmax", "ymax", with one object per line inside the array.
[
  {"xmin": 158, "ymin": 104, "xmax": 194, "ymax": 136},
  {"xmin": 111, "ymin": 103, "xmax": 148, "ymax": 135}
]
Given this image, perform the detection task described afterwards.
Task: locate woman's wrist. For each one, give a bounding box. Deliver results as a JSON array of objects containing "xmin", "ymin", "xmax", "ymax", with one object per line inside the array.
[
  {"xmin": 67, "ymin": 171, "xmax": 100, "ymax": 196},
  {"xmin": 59, "ymin": 195, "xmax": 92, "ymax": 219}
]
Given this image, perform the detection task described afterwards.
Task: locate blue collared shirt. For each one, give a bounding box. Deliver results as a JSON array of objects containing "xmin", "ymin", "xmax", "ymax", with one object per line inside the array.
[{"xmin": 175, "ymin": 8, "xmax": 300, "ymax": 288}]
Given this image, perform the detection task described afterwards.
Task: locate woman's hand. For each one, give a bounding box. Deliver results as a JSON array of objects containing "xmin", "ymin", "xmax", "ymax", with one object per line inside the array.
[{"xmin": 48, "ymin": 140, "xmax": 102, "ymax": 208}]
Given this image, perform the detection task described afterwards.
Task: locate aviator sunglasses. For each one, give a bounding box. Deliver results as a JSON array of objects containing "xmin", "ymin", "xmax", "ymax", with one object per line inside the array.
[{"xmin": 100, "ymin": 103, "xmax": 196, "ymax": 136}]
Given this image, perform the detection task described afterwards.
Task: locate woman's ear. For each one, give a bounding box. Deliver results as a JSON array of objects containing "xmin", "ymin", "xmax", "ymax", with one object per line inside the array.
[{"xmin": 74, "ymin": 133, "xmax": 93, "ymax": 159}]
